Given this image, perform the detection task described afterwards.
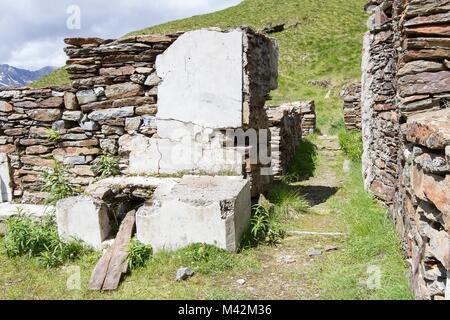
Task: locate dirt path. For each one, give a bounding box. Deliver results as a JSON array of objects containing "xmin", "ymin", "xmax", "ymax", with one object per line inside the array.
[{"xmin": 222, "ymin": 135, "xmax": 347, "ymax": 299}]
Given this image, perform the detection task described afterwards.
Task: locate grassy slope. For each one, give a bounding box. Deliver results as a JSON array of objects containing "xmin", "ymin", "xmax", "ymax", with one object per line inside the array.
[{"xmin": 32, "ymin": 0, "xmax": 367, "ymax": 132}]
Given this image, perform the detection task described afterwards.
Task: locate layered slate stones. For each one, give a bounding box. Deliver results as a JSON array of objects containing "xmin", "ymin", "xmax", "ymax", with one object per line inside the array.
[
  {"xmin": 341, "ymin": 83, "xmax": 362, "ymax": 130},
  {"xmin": 0, "ymin": 33, "xmax": 180, "ymax": 203},
  {"xmin": 136, "ymin": 176, "xmax": 251, "ymax": 252},
  {"xmin": 266, "ymin": 102, "xmax": 304, "ymax": 176},
  {"xmin": 361, "ymin": 0, "xmax": 450, "ymax": 300}
]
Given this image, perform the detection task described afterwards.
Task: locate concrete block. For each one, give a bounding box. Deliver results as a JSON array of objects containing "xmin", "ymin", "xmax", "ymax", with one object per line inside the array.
[
  {"xmin": 136, "ymin": 175, "xmax": 251, "ymax": 252},
  {"xmin": 0, "ymin": 154, "xmax": 12, "ymax": 202},
  {"xmin": 156, "ymin": 29, "xmax": 244, "ymax": 129},
  {"xmin": 56, "ymin": 196, "xmax": 110, "ymax": 249},
  {"xmin": 120, "ymin": 134, "xmax": 244, "ymax": 176}
]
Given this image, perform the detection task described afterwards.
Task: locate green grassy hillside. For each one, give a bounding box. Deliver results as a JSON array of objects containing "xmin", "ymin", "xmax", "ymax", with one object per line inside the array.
[{"xmin": 33, "ymin": 0, "xmax": 368, "ymax": 132}]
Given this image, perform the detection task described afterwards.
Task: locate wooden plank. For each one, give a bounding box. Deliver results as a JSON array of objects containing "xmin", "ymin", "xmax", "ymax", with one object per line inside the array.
[
  {"xmin": 101, "ymin": 210, "xmax": 136, "ymax": 291},
  {"xmin": 88, "ymin": 246, "xmax": 113, "ymax": 291}
]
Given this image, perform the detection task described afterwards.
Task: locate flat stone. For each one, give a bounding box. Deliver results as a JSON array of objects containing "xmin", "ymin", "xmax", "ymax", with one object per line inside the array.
[
  {"xmin": 62, "ymin": 111, "xmax": 83, "ymax": 122},
  {"xmin": 20, "ymin": 155, "xmax": 54, "ymax": 167},
  {"xmin": 144, "ymin": 73, "xmax": 161, "ymax": 87},
  {"xmin": 125, "ymin": 117, "xmax": 141, "ymax": 133},
  {"xmin": 104, "ymin": 83, "xmax": 142, "ymax": 100},
  {"xmin": 61, "ymin": 139, "xmax": 99, "ymax": 148},
  {"xmin": 0, "ymin": 145, "xmax": 16, "ymax": 154},
  {"xmin": 40, "ymin": 97, "xmax": 63, "ymax": 108},
  {"xmin": 64, "ymin": 92, "xmax": 79, "ymax": 110},
  {"xmin": 307, "ymin": 248, "xmax": 323, "ymax": 257},
  {"xmin": 88, "ymin": 106, "xmax": 134, "ymax": 121},
  {"xmin": 56, "ymin": 196, "xmax": 111, "ymax": 250},
  {"xmin": 398, "ymin": 71, "xmax": 450, "ymax": 97},
  {"xmin": 136, "ymin": 175, "xmax": 251, "ymax": 252},
  {"xmin": 175, "ymin": 267, "xmax": 194, "ymax": 281},
  {"xmin": 404, "ymin": 109, "xmax": 450, "ymax": 149},
  {"xmin": 398, "ymin": 60, "xmax": 444, "ymax": 76},
  {"xmin": 130, "ymin": 74, "xmax": 146, "ymax": 84},
  {"xmin": 156, "ymin": 29, "xmax": 244, "ymax": 129},
  {"xmin": 26, "ymin": 108, "xmax": 61, "ymax": 122},
  {"xmin": 26, "ymin": 145, "xmax": 50, "ymax": 155},
  {"xmin": 277, "ymin": 255, "xmax": 296, "ymax": 264},
  {"xmin": 4, "ymin": 128, "xmax": 28, "ymax": 136},
  {"xmin": 135, "ymin": 67, "xmax": 153, "ymax": 74},
  {"xmin": 0, "ymin": 101, "xmax": 13, "ymax": 112},
  {"xmin": 135, "ymin": 105, "xmax": 157, "ymax": 116},
  {"xmin": 99, "ymin": 66, "xmax": 135, "ymax": 77},
  {"xmin": 414, "ymin": 152, "xmax": 449, "ymax": 175},
  {"xmin": 411, "ymin": 165, "xmax": 450, "ymax": 215},
  {"xmin": 76, "ymin": 89, "xmax": 98, "ymax": 105},
  {"xmin": 64, "ymin": 37, "xmax": 104, "ymax": 46}
]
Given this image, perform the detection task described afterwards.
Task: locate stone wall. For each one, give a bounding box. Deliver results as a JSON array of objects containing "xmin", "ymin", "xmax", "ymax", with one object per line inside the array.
[
  {"xmin": 341, "ymin": 83, "xmax": 362, "ymax": 130},
  {"xmin": 361, "ymin": 0, "xmax": 450, "ymax": 300},
  {"xmin": 116, "ymin": 28, "xmax": 278, "ymax": 197},
  {"xmin": 0, "ymin": 28, "xmax": 278, "ymax": 203},
  {"xmin": 0, "ymin": 35, "xmax": 179, "ymax": 204},
  {"xmin": 298, "ymin": 100, "xmax": 316, "ymax": 136},
  {"xmin": 267, "ymin": 103, "xmax": 301, "ymax": 176}
]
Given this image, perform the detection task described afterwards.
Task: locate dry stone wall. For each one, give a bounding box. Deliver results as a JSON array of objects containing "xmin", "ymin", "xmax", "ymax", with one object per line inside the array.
[
  {"xmin": 341, "ymin": 83, "xmax": 362, "ymax": 130},
  {"xmin": 362, "ymin": 0, "xmax": 450, "ymax": 300},
  {"xmin": 0, "ymin": 35, "xmax": 179, "ymax": 204},
  {"xmin": 266, "ymin": 101, "xmax": 316, "ymax": 176},
  {"xmin": 0, "ymin": 28, "xmax": 280, "ymax": 203}
]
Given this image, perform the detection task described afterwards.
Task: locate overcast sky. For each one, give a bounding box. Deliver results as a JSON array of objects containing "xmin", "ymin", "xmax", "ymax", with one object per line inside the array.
[{"xmin": 0, "ymin": 0, "xmax": 241, "ymax": 70}]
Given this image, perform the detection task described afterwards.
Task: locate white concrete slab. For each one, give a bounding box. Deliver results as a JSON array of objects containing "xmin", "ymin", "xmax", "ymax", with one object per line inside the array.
[
  {"xmin": 136, "ymin": 175, "xmax": 251, "ymax": 252},
  {"xmin": 0, "ymin": 154, "xmax": 12, "ymax": 202},
  {"xmin": 156, "ymin": 29, "xmax": 244, "ymax": 129}
]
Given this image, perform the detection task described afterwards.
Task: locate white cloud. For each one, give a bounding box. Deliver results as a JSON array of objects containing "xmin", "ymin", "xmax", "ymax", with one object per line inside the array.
[{"xmin": 0, "ymin": 0, "xmax": 241, "ymax": 70}]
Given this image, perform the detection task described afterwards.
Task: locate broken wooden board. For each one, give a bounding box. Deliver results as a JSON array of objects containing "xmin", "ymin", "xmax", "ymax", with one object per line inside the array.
[{"xmin": 88, "ymin": 210, "xmax": 136, "ymax": 291}]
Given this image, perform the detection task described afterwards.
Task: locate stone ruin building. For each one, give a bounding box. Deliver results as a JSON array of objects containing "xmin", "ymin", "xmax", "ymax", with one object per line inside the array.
[
  {"xmin": 360, "ymin": 0, "xmax": 449, "ymax": 300},
  {"xmin": 1, "ymin": 0, "xmax": 448, "ymax": 300},
  {"xmin": 0, "ymin": 28, "xmax": 315, "ymax": 254}
]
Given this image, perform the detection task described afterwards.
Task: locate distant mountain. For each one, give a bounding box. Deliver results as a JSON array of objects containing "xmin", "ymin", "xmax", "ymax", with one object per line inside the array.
[{"xmin": 0, "ymin": 64, "xmax": 56, "ymax": 88}]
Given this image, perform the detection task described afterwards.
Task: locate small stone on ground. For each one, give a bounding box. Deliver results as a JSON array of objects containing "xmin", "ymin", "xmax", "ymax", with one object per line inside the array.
[{"xmin": 175, "ymin": 267, "xmax": 194, "ymax": 281}]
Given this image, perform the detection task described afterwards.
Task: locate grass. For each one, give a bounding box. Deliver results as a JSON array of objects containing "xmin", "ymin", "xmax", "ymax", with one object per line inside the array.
[
  {"xmin": 31, "ymin": 67, "xmax": 70, "ymax": 88},
  {"xmin": 33, "ymin": 0, "xmax": 368, "ymax": 133},
  {"xmin": 2, "ymin": 214, "xmax": 88, "ymax": 269},
  {"xmin": 316, "ymin": 159, "xmax": 412, "ymax": 300},
  {"xmin": 338, "ymin": 129, "xmax": 363, "ymax": 161}
]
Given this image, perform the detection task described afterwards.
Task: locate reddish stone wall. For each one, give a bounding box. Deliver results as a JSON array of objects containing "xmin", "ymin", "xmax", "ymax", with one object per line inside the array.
[{"xmin": 362, "ymin": 0, "xmax": 449, "ymax": 300}]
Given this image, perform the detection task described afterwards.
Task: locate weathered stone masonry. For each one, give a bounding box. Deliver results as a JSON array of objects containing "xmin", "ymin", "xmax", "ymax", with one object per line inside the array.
[
  {"xmin": 362, "ymin": 0, "xmax": 450, "ymax": 300},
  {"xmin": 0, "ymin": 27, "xmax": 289, "ymax": 253},
  {"xmin": 341, "ymin": 83, "xmax": 362, "ymax": 131}
]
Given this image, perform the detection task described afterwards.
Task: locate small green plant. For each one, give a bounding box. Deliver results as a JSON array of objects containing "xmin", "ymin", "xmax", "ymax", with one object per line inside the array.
[
  {"xmin": 42, "ymin": 161, "xmax": 77, "ymax": 205},
  {"xmin": 338, "ymin": 129, "xmax": 363, "ymax": 161},
  {"xmin": 92, "ymin": 153, "xmax": 121, "ymax": 178},
  {"xmin": 46, "ymin": 129, "xmax": 61, "ymax": 143},
  {"xmin": 2, "ymin": 215, "xmax": 87, "ymax": 268},
  {"xmin": 248, "ymin": 203, "xmax": 286, "ymax": 246},
  {"xmin": 128, "ymin": 239, "xmax": 152, "ymax": 271}
]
